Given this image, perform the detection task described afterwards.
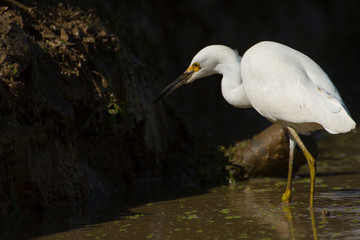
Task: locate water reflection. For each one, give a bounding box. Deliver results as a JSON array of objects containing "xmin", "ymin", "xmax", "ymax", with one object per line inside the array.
[
  {"xmin": 283, "ymin": 205, "xmax": 296, "ymax": 240},
  {"xmin": 283, "ymin": 206, "xmax": 319, "ymax": 240},
  {"xmin": 27, "ymin": 178, "xmax": 360, "ymax": 240},
  {"xmin": 4, "ymin": 132, "xmax": 360, "ymax": 240},
  {"xmin": 309, "ymin": 208, "xmax": 318, "ymax": 240},
  {"xmin": 228, "ymin": 185, "xmax": 295, "ymax": 239}
]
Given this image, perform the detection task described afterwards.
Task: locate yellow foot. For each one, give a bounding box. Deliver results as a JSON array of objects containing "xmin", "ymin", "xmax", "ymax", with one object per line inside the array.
[{"xmin": 282, "ymin": 188, "xmax": 292, "ymax": 203}]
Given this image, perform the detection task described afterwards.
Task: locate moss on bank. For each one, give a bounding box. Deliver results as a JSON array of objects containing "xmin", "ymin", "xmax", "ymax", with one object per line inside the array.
[{"xmin": 0, "ymin": 0, "xmax": 227, "ymax": 217}]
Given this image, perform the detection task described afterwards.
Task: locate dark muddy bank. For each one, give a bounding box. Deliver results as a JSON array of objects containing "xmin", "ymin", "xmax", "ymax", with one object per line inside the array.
[{"xmin": 0, "ymin": 0, "xmax": 228, "ymax": 217}]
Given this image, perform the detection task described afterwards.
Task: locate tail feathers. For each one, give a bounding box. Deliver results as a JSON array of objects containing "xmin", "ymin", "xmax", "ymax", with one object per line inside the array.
[{"xmin": 322, "ymin": 110, "xmax": 356, "ymax": 134}]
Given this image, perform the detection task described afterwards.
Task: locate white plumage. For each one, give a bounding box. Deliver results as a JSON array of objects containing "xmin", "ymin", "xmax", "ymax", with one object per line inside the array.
[
  {"xmin": 241, "ymin": 41, "xmax": 355, "ymax": 134},
  {"xmin": 154, "ymin": 41, "xmax": 356, "ymax": 206}
]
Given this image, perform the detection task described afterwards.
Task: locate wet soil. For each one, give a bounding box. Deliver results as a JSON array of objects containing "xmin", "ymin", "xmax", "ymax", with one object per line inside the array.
[
  {"xmin": 3, "ymin": 131, "xmax": 359, "ymax": 240},
  {"xmin": 0, "ymin": 0, "xmax": 228, "ymax": 216}
]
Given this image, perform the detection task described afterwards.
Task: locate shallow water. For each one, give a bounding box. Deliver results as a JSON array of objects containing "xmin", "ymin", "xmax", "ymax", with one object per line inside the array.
[{"xmin": 4, "ymin": 132, "xmax": 360, "ymax": 240}]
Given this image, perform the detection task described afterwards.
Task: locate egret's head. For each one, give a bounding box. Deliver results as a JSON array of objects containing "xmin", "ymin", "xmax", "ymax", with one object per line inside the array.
[{"xmin": 154, "ymin": 45, "xmax": 233, "ymax": 103}]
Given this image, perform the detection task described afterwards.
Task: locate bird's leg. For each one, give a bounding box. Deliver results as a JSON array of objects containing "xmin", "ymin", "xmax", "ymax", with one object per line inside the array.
[
  {"xmin": 287, "ymin": 127, "xmax": 316, "ymax": 208},
  {"xmin": 282, "ymin": 134, "xmax": 296, "ymax": 204}
]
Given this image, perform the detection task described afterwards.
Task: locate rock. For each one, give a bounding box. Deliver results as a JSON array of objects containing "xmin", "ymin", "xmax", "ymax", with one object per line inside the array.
[{"xmin": 223, "ymin": 124, "xmax": 318, "ymax": 179}]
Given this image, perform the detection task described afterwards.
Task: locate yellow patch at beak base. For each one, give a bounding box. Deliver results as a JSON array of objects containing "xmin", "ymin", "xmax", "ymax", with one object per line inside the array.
[{"xmin": 187, "ymin": 62, "xmax": 200, "ymax": 72}]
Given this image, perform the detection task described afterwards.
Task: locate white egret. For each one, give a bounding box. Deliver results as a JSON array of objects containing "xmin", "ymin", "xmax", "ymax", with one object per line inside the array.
[{"xmin": 154, "ymin": 41, "xmax": 356, "ymax": 207}]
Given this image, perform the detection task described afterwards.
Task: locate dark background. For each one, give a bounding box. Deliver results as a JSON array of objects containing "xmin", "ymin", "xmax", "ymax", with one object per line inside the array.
[{"xmin": 116, "ymin": 0, "xmax": 360, "ymax": 145}]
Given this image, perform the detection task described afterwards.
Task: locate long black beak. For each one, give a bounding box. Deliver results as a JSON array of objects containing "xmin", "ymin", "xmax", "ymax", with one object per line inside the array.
[{"xmin": 153, "ymin": 70, "xmax": 194, "ymax": 103}]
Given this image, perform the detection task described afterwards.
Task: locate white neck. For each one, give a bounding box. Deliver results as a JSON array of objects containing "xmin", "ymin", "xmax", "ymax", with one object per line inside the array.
[{"xmin": 216, "ymin": 56, "xmax": 251, "ymax": 108}]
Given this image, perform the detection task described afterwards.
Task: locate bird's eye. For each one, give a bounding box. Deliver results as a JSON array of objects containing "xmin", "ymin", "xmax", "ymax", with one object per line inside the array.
[{"xmin": 193, "ymin": 62, "xmax": 200, "ymax": 68}]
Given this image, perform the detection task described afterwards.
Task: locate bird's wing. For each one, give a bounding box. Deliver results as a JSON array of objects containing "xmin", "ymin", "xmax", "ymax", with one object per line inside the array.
[
  {"xmin": 248, "ymin": 61, "xmax": 345, "ymax": 127},
  {"xmin": 299, "ymin": 54, "xmax": 348, "ymax": 111},
  {"xmin": 274, "ymin": 63, "xmax": 353, "ymax": 133},
  {"xmin": 242, "ymin": 41, "xmax": 355, "ymax": 133},
  {"xmin": 302, "ymin": 68, "xmax": 343, "ymax": 114}
]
